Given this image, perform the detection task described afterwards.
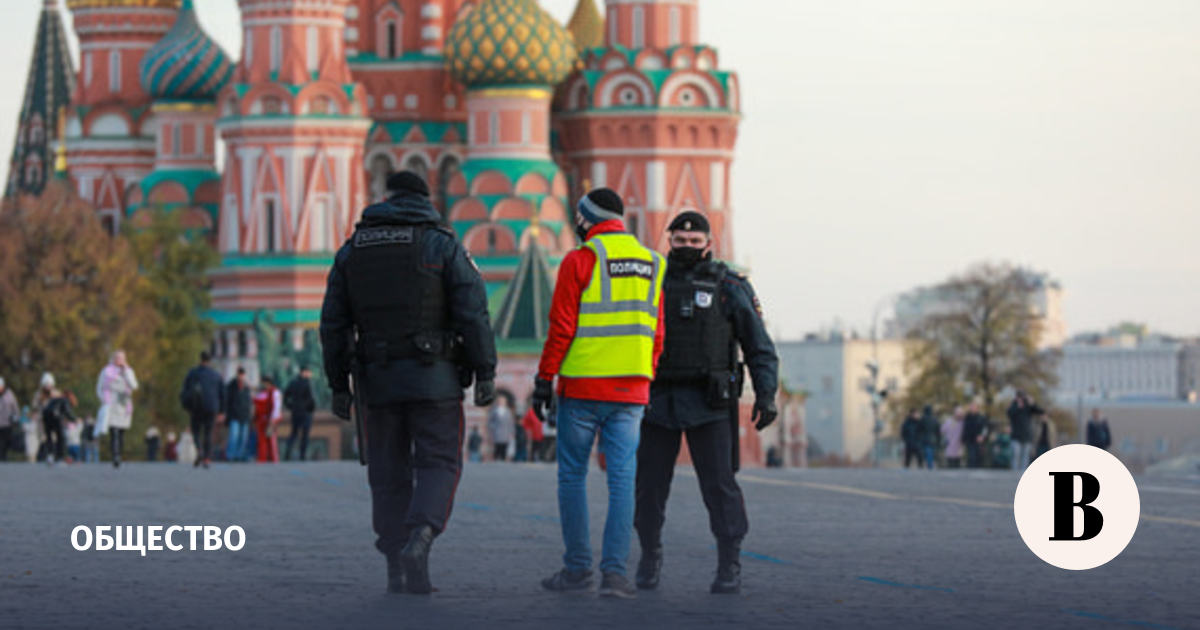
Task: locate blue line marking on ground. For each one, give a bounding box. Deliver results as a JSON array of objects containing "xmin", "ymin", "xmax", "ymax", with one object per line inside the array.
[
  {"xmin": 1062, "ymin": 609, "xmax": 1179, "ymax": 630},
  {"xmin": 322, "ymin": 477, "xmax": 343, "ymax": 486},
  {"xmin": 289, "ymin": 469, "xmax": 307, "ymax": 477},
  {"xmin": 522, "ymin": 514, "xmax": 560, "ymax": 523},
  {"xmin": 856, "ymin": 576, "xmax": 955, "ymax": 593},
  {"xmin": 462, "ymin": 503, "xmax": 492, "ymax": 511},
  {"xmin": 741, "ymin": 550, "xmax": 792, "ymax": 565}
]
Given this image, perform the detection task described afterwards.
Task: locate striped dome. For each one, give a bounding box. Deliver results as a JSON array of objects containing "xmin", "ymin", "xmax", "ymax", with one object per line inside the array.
[
  {"xmin": 445, "ymin": 0, "xmax": 578, "ymax": 89},
  {"xmin": 139, "ymin": 0, "xmax": 233, "ymax": 102}
]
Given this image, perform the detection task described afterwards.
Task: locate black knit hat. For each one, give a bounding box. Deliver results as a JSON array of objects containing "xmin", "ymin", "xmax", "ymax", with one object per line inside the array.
[
  {"xmin": 667, "ymin": 210, "xmax": 710, "ymax": 234},
  {"xmin": 577, "ymin": 187, "xmax": 624, "ymax": 224},
  {"xmin": 387, "ymin": 170, "xmax": 431, "ymax": 198}
]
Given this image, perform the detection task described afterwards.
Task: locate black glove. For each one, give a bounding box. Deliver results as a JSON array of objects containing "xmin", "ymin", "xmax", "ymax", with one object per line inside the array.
[
  {"xmin": 531, "ymin": 378, "xmax": 553, "ymax": 426},
  {"xmin": 752, "ymin": 398, "xmax": 778, "ymax": 431},
  {"xmin": 474, "ymin": 379, "xmax": 496, "ymax": 407},
  {"xmin": 332, "ymin": 391, "xmax": 352, "ymax": 421},
  {"xmin": 458, "ymin": 366, "xmax": 474, "ymax": 389}
]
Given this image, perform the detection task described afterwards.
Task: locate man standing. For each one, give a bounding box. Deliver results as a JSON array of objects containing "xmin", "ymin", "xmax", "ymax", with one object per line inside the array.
[
  {"xmin": 632, "ymin": 211, "xmax": 779, "ymax": 595},
  {"xmin": 224, "ymin": 368, "xmax": 252, "ymax": 462},
  {"xmin": 1006, "ymin": 391, "xmax": 1044, "ymax": 471},
  {"xmin": 320, "ymin": 171, "xmax": 497, "ymax": 595},
  {"xmin": 901, "ymin": 409, "xmax": 922, "ymax": 468},
  {"xmin": 284, "ymin": 366, "xmax": 317, "ymax": 461},
  {"xmin": 961, "ymin": 400, "xmax": 989, "ymax": 468},
  {"xmin": 0, "ymin": 378, "xmax": 19, "ymax": 462},
  {"xmin": 180, "ymin": 351, "xmax": 226, "ymax": 469},
  {"xmin": 1086, "ymin": 408, "xmax": 1113, "ymax": 451},
  {"xmin": 531, "ymin": 188, "xmax": 666, "ymax": 599},
  {"xmin": 919, "ymin": 405, "xmax": 941, "ymax": 470},
  {"xmin": 487, "ymin": 395, "xmax": 514, "ymax": 461}
]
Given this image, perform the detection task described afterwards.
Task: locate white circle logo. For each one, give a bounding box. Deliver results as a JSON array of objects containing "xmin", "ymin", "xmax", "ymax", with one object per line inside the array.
[{"xmin": 1013, "ymin": 444, "xmax": 1140, "ymax": 570}]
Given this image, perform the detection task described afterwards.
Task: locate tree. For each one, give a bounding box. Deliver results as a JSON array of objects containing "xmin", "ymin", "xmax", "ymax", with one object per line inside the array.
[
  {"xmin": 124, "ymin": 207, "xmax": 220, "ymax": 433},
  {"xmin": 0, "ymin": 182, "xmax": 158, "ymax": 420},
  {"xmin": 891, "ymin": 263, "xmax": 1061, "ymax": 426}
]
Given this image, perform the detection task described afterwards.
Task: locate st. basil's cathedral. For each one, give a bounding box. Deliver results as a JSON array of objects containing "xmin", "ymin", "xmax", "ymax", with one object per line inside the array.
[{"xmin": 6, "ymin": 0, "xmax": 742, "ymax": 427}]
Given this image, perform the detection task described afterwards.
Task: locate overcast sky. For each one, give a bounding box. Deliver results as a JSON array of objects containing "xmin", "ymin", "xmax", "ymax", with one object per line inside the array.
[{"xmin": 3, "ymin": 0, "xmax": 1197, "ymax": 340}]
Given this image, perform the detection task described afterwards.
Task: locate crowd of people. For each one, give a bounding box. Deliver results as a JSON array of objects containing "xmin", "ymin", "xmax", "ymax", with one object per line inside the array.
[
  {"xmin": 900, "ymin": 390, "xmax": 1115, "ymax": 470},
  {"xmin": 467, "ymin": 393, "xmax": 557, "ymax": 463},
  {"xmin": 0, "ymin": 350, "xmax": 325, "ymax": 467}
]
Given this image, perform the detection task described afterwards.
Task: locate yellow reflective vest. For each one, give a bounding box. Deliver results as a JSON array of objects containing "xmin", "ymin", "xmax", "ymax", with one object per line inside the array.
[{"xmin": 559, "ymin": 232, "xmax": 666, "ymax": 380}]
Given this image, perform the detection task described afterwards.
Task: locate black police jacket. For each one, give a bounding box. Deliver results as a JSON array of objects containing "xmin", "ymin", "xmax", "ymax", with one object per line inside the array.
[
  {"xmin": 319, "ymin": 192, "xmax": 497, "ymax": 406},
  {"xmin": 645, "ymin": 259, "xmax": 779, "ymax": 430}
]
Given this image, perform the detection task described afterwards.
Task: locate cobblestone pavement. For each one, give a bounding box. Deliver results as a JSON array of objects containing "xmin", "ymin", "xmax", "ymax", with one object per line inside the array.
[{"xmin": 2, "ymin": 461, "xmax": 1197, "ymax": 629}]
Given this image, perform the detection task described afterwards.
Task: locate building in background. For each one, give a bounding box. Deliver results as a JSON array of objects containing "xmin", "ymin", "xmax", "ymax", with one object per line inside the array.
[
  {"xmin": 887, "ymin": 270, "xmax": 1066, "ymax": 350},
  {"xmin": 1055, "ymin": 327, "xmax": 1184, "ymax": 403},
  {"xmin": 777, "ymin": 335, "xmax": 912, "ymax": 463},
  {"xmin": 5, "ymin": 0, "xmax": 76, "ymax": 199}
]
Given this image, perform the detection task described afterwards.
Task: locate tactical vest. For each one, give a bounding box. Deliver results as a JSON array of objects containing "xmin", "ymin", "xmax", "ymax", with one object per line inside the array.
[
  {"xmin": 345, "ymin": 223, "xmax": 454, "ymax": 364},
  {"xmin": 656, "ymin": 261, "xmax": 734, "ymax": 382},
  {"xmin": 559, "ymin": 232, "xmax": 666, "ymax": 379}
]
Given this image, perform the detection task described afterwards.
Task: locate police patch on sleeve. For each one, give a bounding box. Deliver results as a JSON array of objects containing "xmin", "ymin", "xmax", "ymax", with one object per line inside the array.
[
  {"xmin": 354, "ymin": 226, "xmax": 414, "ymax": 248},
  {"xmin": 695, "ymin": 290, "xmax": 714, "ymax": 308},
  {"xmin": 752, "ymin": 294, "xmax": 763, "ymax": 318}
]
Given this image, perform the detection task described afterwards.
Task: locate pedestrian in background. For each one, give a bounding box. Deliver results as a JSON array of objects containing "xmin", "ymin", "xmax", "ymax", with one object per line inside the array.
[
  {"xmin": 531, "ymin": 187, "xmax": 666, "ymax": 599},
  {"xmin": 0, "ymin": 377, "xmax": 19, "ymax": 462},
  {"xmin": 97, "ymin": 350, "xmax": 139, "ymax": 468},
  {"xmin": 941, "ymin": 407, "xmax": 965, "ymax": 469},
  {"xmin": 224, "ymin": 368, "xmax": 252, "ymax": 462},
  {"xmin": 180, "ymin": 351, "xmax": 226, "ymax": 469},
  {"xmin": 919, "ymin": 405, "xmax": 940, "ymax": 470},
  {"xmin": 65, "ymin": 417, "xmax": 82, "ymax": 462},
  {"xmin": 41, "ymin": 388, "xmax": 76, "ymax": 465},
  {"xmin": 284, "ymin": 366, "xmax": 317, "ymax": 461},
  {"xmin": 521, "ymin": 403, "xmax": 544, "ymax": 462},
  {"xmin": 467, "ymin": 426, "xmax": 483, "ymax": 463},
  {"xmin": 145, "ymin": 426, "xmax": 161, "ymax": 462},
  {"xmin": 1006, "ymin": 391, "xmax": 1043, "ymax": 471},
  {"xmin": 901, "ymin": 410, "xmax": 922, "ymax": 468},
  {"xmin": 1086, "ymin": 409, "xmax": 1113, "ymax": 451},
  {"xmin": 487, "ymin": 394, "xmax": 514, "ymax": 461},
  {"xmin": 253, "ymin": 376, "xmax": 282, "ymax": 463},
  {"xmin": 29, "ymin": 373, "xmax": 55, "ymax": 462},
  {"xmin": 962, "ymin": 400, "xmax": 989, "ymax": 468}
]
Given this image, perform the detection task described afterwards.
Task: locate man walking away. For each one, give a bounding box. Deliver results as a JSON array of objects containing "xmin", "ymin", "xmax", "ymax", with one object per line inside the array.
[
  {"xmin": 1086, "ymin": 409, "xmax": 1113, "ymax": 451},
  {"xmin": 0, "ymin": 377, "xmax": 19, "ymax": 462},
  {"xmin": 284, "ymin": 366, "xmax": 317, "ymax": 461},
  {"xmin": 225, "ymin": 368, "xmax": 252, "ymax": 461},
  {"xmin": 1006, "ymin": 391, "xmax": 1043, "ymax": 471},
  {"xmin": 531, "ymin": 188, "xmax": 666, "ymax": 599},
  {"xmin": 320, "ymin": 171, "xmax": 497, "ymax": 595},
  {"xmin": 180, "ymin": 352, "xmax": 226, "ymax": 469}
]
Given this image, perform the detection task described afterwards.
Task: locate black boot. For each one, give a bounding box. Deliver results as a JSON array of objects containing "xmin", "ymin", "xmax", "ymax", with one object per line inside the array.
[
  {"xmin": 400, "ymin": 525, "xmax": 435, "ymax": 595},
  {"xmin": 635, "ymin": 543, "xmax": 663, "ymax": 590},
  {"xmin": 710, "ymin": 539, "xmax": 742, "ymax": 594},
  {"xmin": 386, "ymin": 550, "xmax": 405, "ymax": 594}
]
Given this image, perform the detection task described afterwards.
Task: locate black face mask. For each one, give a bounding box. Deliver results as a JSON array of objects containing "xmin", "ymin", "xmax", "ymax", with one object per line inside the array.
[
  {"xmin": 575, "ymin": 223, "xmax": 591, "ymax": 242},
  {"xmin": 669, "ymin": 246, "xmax": 708, "ymax": 266}
]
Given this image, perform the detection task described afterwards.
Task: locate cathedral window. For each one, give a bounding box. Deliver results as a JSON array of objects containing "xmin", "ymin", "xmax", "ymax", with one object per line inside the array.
[
  {"xmin": 109, "ymin": 50, "xmax": 121, "ymax": 93},
  {"xmin": 270, "ymin": 26, "xmax": 282, "ymax": 73}
]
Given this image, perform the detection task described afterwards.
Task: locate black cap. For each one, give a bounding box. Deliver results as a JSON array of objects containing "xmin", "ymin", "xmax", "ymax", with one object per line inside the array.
[
  {"xmin": 387, "ymin": 170, "xmax": 430, "ymax": 198},
  {"xmin": 667, "ymin": 211, "xmax": 710, "ymax": 234}
]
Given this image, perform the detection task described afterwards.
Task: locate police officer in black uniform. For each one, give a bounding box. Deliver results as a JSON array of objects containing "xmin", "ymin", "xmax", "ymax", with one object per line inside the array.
[
  {"xmin": 634, "ymin": 211, "xmax": 779, "ymax": 594},
  {"xmin": 320, "ymin": 171, "xmax": 497, "ymax": 595}
]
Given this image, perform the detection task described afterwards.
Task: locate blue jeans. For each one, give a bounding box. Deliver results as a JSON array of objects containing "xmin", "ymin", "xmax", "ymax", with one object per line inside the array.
[
  {"xmin": 923, "ymin": 445, "xmax": 936, "ymax": 469},
  {"xmin": 226, "ymin": 420, "xmax": 248, "ymax": 462},
  {"xmin": 556, "ymin": 397, "xmax": 644, "ymax": 576}
]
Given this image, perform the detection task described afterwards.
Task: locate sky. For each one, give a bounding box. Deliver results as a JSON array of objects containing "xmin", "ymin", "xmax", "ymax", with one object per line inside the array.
[{"xmin": 1, "ymin": 0, "xmax": 1197, "ymax": 340}]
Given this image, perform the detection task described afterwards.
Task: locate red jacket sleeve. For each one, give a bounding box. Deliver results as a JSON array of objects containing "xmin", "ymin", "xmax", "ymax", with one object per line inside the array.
[
  {"xmin": 537, "ymin": 248, "xmax": 593, "ymax": 380},
  {"xmin": 651, "ymin": 292, "xmax": 665, "ymax": 373}
]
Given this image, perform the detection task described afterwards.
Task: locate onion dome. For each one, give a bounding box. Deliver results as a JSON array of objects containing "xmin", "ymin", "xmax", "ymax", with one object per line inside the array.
[
  {"xmin": 566, "ymin": 0, "xmax": 604, "ymax": 50},
  {"xmin": 445, "ymin": 0, "xmax": 578, "ymax": 89},
  {"xmin": 139, "ymin": 0, "xmax": 234, "ymax": 102}
]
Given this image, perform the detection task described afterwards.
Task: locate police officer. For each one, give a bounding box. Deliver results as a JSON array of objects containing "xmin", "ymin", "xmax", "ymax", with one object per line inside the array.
[
  {"xmin": 633, "ymin": 211, "xmax": 779, "ymax": 594},
  {"xmin": 320, "ymin": 171, "xmax": 497, "ymax": 595}
]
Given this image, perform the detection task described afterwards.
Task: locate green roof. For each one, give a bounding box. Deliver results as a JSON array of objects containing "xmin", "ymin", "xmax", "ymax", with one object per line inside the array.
[{"xmin": 493, "ymin": 239, "xmax": 555, "ymax": 340}]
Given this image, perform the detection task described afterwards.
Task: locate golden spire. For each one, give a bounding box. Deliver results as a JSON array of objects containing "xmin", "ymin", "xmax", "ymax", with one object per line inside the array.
[{"xmin": 566, "ymin": 0, "xmax": 604, "ymax": 50}]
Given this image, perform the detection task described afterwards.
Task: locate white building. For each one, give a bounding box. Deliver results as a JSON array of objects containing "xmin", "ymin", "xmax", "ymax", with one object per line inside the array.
[
  {"xmin": 777, "ymin": 336, "xmax": 912, "ymax": 462},
  {"xmin": 1056, "ymin": 336, "xmax": 1182, "ymax": 402}
]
